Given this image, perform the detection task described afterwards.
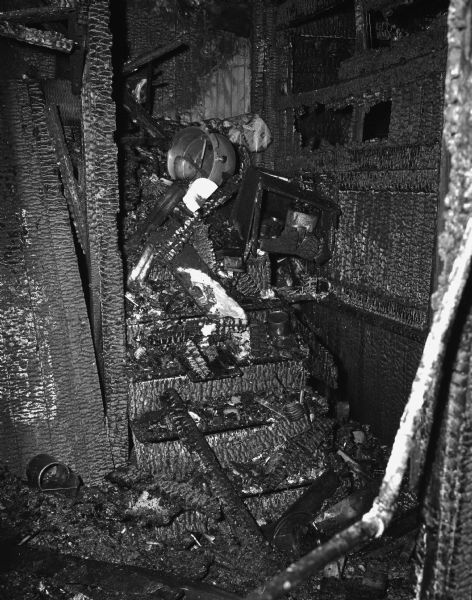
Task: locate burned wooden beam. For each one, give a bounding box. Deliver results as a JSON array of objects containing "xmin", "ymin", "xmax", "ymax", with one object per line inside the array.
[
  {"xmin": 162, "ymin": 388, "xmax": 267, "ymax": 548},
  {"xmin": 44, "ymin": 102, "xmax": 88, "ymax": 254},
  {"xmin": 80, "ymin": 0, "xmax": 129, "ymax": 467},
  {"xmin": 0, "ymin": 21, "xmax": 75, "ymax": 53},
  {"xmin": 0, "ymin": 6, "xmax": 75, "ymax": 24},
  {"xmin": 123, "ymin": 89, "xmax": 167, "ymax": 139},
  {"xmin": 122, "ymin": 38, "xmax": 186, "ymax": 75}
]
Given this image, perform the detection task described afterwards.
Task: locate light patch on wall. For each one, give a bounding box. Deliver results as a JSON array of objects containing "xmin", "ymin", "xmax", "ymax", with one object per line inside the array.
[
  {"xmin": 183, "ymin": 38, "xmax": 251, "ymax": 122},
  {"xmin": 1, "ymin": 277, "xmax": 59, "ymax": 426}
]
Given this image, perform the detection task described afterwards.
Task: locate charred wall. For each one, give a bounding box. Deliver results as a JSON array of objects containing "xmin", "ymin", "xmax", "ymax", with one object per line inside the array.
[
  {"xmin": 125, "ymin": 0, "xmax": 250, "ymax": 121},
  {"xmin": 252, "ymin": 0, "xmax": 447, "ymax": 441},
  {"xmin": 0, "ymin": 79, "xmax": 113, "ymax": 483},
  {"xmin": 0, "ymin": 0, "xmax": 128, "ymax": 482}
]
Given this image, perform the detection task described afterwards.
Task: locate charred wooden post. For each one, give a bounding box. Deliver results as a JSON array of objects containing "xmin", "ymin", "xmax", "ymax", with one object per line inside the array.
[
  {"xmin": 0, "ymin": 21, "xmax": 75, "ymax": 53},
  {"xmin": 81, "ymin": 0, "xmax": 129, "ymax": 466},
  {"xmin": 68, "ymin": 6, "xmax": 86, "ymax": 95},
  {"xmin": 414, "ymin": 0, "xmax": 472, "ymax": 597}
]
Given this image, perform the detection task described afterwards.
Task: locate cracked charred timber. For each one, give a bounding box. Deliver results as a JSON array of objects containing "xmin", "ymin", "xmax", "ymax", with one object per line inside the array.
[{"xmin": 161, "ymin": 387, "xmax": 280, "ymax": 580}]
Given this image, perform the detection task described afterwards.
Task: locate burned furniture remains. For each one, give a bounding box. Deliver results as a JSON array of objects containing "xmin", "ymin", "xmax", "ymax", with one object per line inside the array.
[
  {"xmin": 120, "ymin": 90, "xmax": 344, "ymax": 577},
  {"xmin": 230, "ymin": 166, "xmax": 339, "ymax": 265}
]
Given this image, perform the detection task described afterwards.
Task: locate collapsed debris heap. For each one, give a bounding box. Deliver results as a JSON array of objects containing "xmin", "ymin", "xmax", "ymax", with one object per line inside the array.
[{"xmin": 122, "ymin": 111, "xmax": 342, "ymax": 560}]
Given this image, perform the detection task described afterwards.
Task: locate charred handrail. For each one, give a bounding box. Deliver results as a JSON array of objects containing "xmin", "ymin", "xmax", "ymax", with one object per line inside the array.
[
  {"xmin": 244, "ymin": 215, "xmax": 472, "ymax": 599},
  {"xmin": 123, "ymin": 39, "xmax": 186, "ymax": 75},
  {"xmin": 161, "ymin": 387, "xmax": 267, "ymax": 548}
]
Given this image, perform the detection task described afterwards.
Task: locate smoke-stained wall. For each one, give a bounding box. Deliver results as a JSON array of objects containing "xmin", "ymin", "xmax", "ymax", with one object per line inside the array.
[
  {"xmin": 0, "ymin": 80, "xmax": 113, "ymax": 483},
  {"xmin": 125, "ymin": 0, "xmax": 251, "ymax": 121},
  {"xmin": 252, "ymin": 0, "xmax": 447, "ymax": 441}
]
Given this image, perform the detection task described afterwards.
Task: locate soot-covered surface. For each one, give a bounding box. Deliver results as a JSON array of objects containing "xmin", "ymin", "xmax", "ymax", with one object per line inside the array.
[{"xmin": 1, "ymin": 415, "xmax": 417, "ymax": 600}]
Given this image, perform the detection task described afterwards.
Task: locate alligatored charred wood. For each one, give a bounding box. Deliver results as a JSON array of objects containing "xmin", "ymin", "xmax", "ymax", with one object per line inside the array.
[
  {"xmin": 161, "ymin": 388, "xmax": 267, "ymax": 549},
  {"xmin": 81, "ymin": 0, "xmax": 129, "ymax": 465},
  {"xmin": 0, "ymin": 21, "xmax": 75, "ymax": 53}
]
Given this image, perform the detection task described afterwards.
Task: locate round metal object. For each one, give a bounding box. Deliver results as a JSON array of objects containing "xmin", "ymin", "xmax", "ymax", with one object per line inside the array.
[
  {"xmin": 26, "ymin": 454, "xmax": 81, "ymax": 496},
  {"xmin": 268, "ymin": 310, "xmax": 291, "ymax": 337},
  {"xmin": 167, "ymin": 126, "xmax": 236, "ymax": 185}
]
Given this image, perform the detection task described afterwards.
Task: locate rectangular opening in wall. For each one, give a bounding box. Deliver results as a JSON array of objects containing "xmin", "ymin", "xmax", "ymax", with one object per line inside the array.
[
  {"xmin": 296, "ymin": 103, "xmax": 354, "ymax": 150},
  {"xmin": 362, "ymin": 100, "xmax": 391, "ymax": 141},
  {"xmin": 366, "ymin": 0, "xmax": 449, "ymax": 48}
]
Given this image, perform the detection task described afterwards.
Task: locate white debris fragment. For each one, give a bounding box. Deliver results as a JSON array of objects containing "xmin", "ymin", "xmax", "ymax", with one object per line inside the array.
[
  {"xmin": 260, "ymin": 288, "xmax": 275, "ymax": 299},
  {"xmin": 201, "ymin": 322, "xmax": 217, "ymax": 336},
  {"xmin": 128, "ymin": 491, "xmax": 162, "ymax": 513},
  {"xmin": 132, "ymin": 78, "xmax": 148, "ymax": 103},
  {"xmin": 182, "ymin": 178, "xmax": 217, "ymax": 212},
  {"xmin": 232, "ymin": 329, "xmax": 251, "ymax": 359},
  {"xmin": 134, "ymin": 346, "xmax": 146, "ymax": 360},
  {"xmin": 352, "ymin": 429, "xmax": 366, "ymax": 444},
  {"xmin": 188, "ymin": 411, "xmax": 202, "ymax": 424},
  {"xmin": 177, "ymin": 267, "xmax": 247, "ymax": 322}
]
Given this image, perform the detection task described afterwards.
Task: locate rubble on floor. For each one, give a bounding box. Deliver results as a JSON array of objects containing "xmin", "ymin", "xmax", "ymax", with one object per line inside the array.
[{"xmin": 0, "ymin": 415, "xmax": 418, "ymax": 600}]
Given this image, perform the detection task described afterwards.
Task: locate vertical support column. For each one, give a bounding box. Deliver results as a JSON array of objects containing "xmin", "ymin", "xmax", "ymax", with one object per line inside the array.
[
  {"xmin": 415, "ymin": 1, "xmax": 472, "ymax": 598},
  {"xmin": 81, "ymin": 0, "xmax": 129, "ymax": 466},
  {"xmin": 354, "ymin": 0, "xmax": 367, "ymax": 52},
  {"xmin": 251, "ymin": 0, "xmax": 277, "ymax": 169}
]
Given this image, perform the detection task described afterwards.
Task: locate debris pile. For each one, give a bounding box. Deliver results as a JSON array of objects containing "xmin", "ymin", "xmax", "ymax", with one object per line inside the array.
[{"xmin": 0, "ymin": 412, "xmax": 418, "ymax": 600}]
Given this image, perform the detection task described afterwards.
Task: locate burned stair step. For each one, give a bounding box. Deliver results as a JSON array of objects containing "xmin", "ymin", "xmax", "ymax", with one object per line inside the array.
[
  {"xmin": 129, "ymin": 359, "xmax": 306, "ymax": 419},
  {"xmin": 132, "ymin": 417, "xmax": 326, "ymax": 490},
  {"xmin": 151, "ymin": 483, "xmax": 326, "ymax": 543},
  {"xmin": 130, "ymin": 386, "xmax": 311, "ymax": 442},
  {"xmin": 131, "ymin": 406, "xmax": 266, "ymax": 443}
]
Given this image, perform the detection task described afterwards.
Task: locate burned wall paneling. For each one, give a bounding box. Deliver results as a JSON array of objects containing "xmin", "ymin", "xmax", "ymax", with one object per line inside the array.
[
  {"xmin": 253, "ymin": 0, "xmax": 447, "ymax": 440},
  {"xmin": 0, "ymin": 81, "xmax": 113, "ymax": 483}
]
